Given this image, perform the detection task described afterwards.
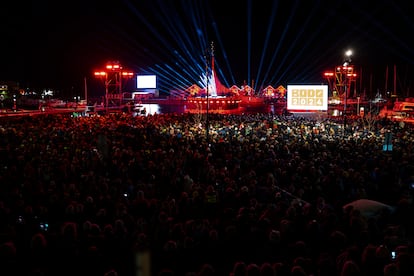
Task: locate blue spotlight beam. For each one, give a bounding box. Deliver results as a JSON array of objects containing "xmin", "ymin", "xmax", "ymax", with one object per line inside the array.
[
  {"xmin": 247, "ymin": 0, "xmax": 252, "ymax": 87},
  {"xmin": 253, "ymin": 0, "xmax": 279, "ymax": 92}
]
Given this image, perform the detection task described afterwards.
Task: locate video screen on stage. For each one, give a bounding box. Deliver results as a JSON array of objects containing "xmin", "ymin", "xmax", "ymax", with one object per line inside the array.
[
  {"xmin": 137, "ymin": 75, "xmax": 157, "ymax": 89},
  {"xmin": 287, "ymin": 84, "xmax": 328, "ymax": 111}
]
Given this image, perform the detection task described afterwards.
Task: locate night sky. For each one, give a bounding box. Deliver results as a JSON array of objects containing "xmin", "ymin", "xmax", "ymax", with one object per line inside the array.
[{"xmin": 1, "ymin": 0, "xmax": 414, "ymax": 97}]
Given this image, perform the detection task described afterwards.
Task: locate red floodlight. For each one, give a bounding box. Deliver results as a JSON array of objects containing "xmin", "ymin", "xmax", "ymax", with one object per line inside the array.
[
  {"xmin": 121, "ymin": 72, "xmax": 134, "ymax": 77},
  {"xmin": 94, "ymin": 71, "xmax": 107, "ymax": 77},
  {"xmin": 105, "ymin": 61, "xmax": 122, "ymax": 71}
]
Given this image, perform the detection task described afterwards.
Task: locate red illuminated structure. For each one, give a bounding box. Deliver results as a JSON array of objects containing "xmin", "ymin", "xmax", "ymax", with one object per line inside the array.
[
  {"xmin": 323, "ymin": 65, "xmax": 357, "ymax": 100},
  {"xmin": 94, "ymin": 61, "xmax": 134, "ymax": 112},
  {"xmin": 323, "ymin": 50, "xmax": 357, "ymax": 118}
]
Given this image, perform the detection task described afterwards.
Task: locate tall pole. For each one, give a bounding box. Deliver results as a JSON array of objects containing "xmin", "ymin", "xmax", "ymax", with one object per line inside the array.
[
  {"xmin": 344, "ymin": 69, "xmax": 347, "ymax": 134},
  {"xmin": 105, "ymin": 75, "xmax": 109, "ymax": 114},
  {"xmin": 84, "ymin": 77, "xmax": 88, "ymax": 104},
  {"xmin": 205, "ymin": 45, "xmax": 210, "ymax": 142},
  {"xmin": 343, "ymin": 50, "xmax": 353, "ymax": 136}
]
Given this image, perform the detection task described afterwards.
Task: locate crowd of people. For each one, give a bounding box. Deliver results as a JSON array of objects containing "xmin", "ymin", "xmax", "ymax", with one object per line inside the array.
[{"xmin": 0, "ymin": 111, "xmax": 413, "ymax": 276}]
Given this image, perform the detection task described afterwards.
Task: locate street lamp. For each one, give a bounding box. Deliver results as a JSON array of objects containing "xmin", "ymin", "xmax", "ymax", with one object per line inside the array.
[{"xmin": 343, "ymin": 49, "xmax": 353, "ymax": 133}]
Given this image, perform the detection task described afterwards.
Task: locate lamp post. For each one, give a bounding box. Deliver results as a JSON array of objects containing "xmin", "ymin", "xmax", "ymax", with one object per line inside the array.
[{"xmin": 343, "ymin": 50, "xmax": 353, "ymax": 134}]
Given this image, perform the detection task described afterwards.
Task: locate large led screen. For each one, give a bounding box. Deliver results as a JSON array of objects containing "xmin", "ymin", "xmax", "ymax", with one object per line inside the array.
[
  {"xmin": 287, "ymin": 85, "xmax": 328, "ymax": 111},
  {"xmin": 137, "ymin": 75, "xmax": 157, "ymax": 89}
]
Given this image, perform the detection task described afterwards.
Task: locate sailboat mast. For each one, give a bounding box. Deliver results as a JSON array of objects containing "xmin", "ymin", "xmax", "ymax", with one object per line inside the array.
[
  {"xmin": 385, "ymin": 65, "xmax": 389, "ymax": 95},
  {"xmin": 211, "ymin": 41, "xmax": 215, "ymax": 72},
  {"xmin": 84, "ymin": 77, "xmax": 88, "ymax": 104},
  {"xmin": 394, "ymin": 64, "xmax": 397, "ymax": 97}
]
